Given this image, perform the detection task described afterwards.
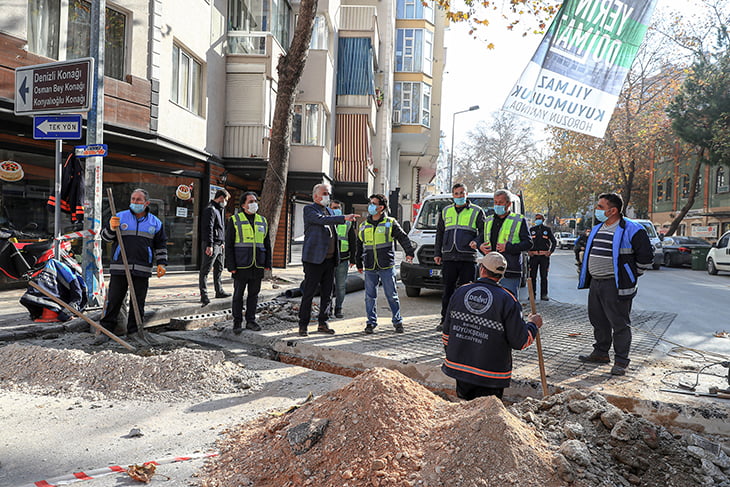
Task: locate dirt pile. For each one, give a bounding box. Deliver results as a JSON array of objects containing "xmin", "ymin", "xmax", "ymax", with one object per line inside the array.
[
  {"xmin": 200, "ymin": 367, "xmax": 567, "ymax": 487},
  {"xmin": 200, "ymin": 368, "xmax": 730, "ymax": 487},
  {"xmin": 0, "ymin": 343, "xmax": 260, "ymax": 401},
  {"xmin": 510, "ymin": 389, "xmax": 730, "ymax": 487}
]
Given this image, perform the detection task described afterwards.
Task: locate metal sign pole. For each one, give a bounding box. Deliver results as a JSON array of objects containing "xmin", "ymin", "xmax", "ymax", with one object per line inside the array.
[{"xmin": 54, "ymin": 139, "xmax": 62, "ymax": 259}]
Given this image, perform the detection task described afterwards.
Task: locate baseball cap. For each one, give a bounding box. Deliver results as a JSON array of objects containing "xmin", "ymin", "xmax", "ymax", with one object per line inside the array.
[{"xmin": 478, "ymin": 252, "xmax": 507, "ymax": 275}]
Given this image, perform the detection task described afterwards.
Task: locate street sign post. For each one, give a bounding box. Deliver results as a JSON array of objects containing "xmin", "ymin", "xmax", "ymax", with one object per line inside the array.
[
  {"xmin": 14, "ymin": 58, "xmax": 94, "ymax": 115},
  {"xmin": 33, "ymin": 115, "xmax": 83, "ymax": 140}
]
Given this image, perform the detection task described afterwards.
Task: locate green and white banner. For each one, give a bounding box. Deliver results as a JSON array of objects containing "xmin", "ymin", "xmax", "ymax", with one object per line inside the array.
[{"xmin": 503, "ymin": 0, "xmax": 658, "ymax": 138}]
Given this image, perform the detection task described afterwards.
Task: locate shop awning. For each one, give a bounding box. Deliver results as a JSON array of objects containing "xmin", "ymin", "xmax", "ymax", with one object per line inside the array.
[{"xmin": 333, "ymin": 114, "xmax": 371, "ymax": 183}]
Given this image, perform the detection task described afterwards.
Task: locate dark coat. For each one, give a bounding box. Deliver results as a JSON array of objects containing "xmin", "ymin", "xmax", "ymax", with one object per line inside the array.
[
  {"xmin": 201, "ymin": 199, "xmax": 226, "ymax": 248},
  {"xmin": 301, "ymin": 203, "xmax": 346, "ymax": 264}
]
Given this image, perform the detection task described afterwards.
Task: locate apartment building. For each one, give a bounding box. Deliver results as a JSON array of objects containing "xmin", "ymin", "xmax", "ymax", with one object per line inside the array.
[
  {"xmin": 0, "ymin": 0, "xmax": 446, "ymax": 272},
  {"xmin": 650, "ymin": 146, "xmax": 730, "ymax": 240}
]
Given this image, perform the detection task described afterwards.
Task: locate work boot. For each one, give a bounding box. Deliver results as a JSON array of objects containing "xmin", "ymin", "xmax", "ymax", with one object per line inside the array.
[
  {"xmin": 610, "ymin": 364, "xmax": 628, "ymax": 376},
  {"xmin": 578, "ymin": 353, "xmax": 610, "ymax": 364},
  {"xmin": 201, "ymin": 295, "xmax": 211, "ymax": 307},
  {"xmin": 334, "ymin": 308, "xmax": 344, "ymax": 319},
  {"xmin": 93, "ymin": 333, "xmax": 111, "ymax": 345},
  {"xmin": 298, "ymin": 327, "xmax": 308, "ymax": 337},
  {"xmin": 317, "ymin": 323, "xmax": 335, "ymax": 334},
  {"xmin": 394, "ymin": 323, "xmax": 404, "ymax": 333},
  {"xmin": 232, "ymin": 322, "xmax": 243, "ymax": 335},
  {"xmin": 245, "ymin": 322, "xmax": 262, "ymax": 332},
  {"xmin": 364, "ymin": 324, "xmax": 375, "ymax": 334},
  {"xmin": 215, "ymin": 291, "xmax": 232, "ymax": 299},
  {"xmin": 541, "ymin": 295, "xmax": 549, "ymax": 301}
]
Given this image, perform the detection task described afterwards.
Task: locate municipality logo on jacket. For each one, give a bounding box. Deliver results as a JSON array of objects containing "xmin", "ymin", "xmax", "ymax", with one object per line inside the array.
[{"xmin": 464, "ymin": 287, "xmax": 493, "ymax": 314}]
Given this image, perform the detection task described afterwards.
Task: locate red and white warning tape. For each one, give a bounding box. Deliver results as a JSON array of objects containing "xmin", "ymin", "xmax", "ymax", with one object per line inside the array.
[
  {"xmin": 22, "ymin": 452, "xmax": 219, "ymax": 487},
  {"xmin": 58, "ymin": 229, "xmax": 97, "ymax": 241}
]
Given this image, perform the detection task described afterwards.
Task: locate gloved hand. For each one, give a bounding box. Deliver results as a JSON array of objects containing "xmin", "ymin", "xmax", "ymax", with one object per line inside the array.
[
  {"xmin": 110, "ymin": 216, "xmax": 121, "ymax": 230},
  {"xmin": 156, "ymin": 265, "xmax": 166, "ymax": 278}
]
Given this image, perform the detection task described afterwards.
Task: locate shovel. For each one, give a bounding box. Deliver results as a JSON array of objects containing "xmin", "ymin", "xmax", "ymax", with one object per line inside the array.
[{"xmin": 527, "ymin": 279, "xmax": 549, "ymax": 397}]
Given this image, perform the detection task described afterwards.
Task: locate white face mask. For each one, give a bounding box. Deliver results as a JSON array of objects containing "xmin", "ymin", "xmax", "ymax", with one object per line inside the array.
[
  {"xmin": 247, "ymin": 202, "xmax": 258, "ymax": 213},
  {"xmin": 320, "ymin": 195, "xmax": 330, "ymax": 206}
]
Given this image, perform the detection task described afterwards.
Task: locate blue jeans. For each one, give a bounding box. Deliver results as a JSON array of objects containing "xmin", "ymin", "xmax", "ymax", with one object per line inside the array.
[
  {"xmin": 500, "ymin": 277, "xmax": 520, "ymax": 301},
  {"xmin": 364, "ymin": 267, "xmax": 402, "ymax": 327},
  {"xmin": 333, "ymin": 260, "xmax": 349, "ymax": 312}
]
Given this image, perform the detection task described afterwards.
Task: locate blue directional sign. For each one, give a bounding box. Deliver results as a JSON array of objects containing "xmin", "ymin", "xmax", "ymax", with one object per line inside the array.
[{"xmin": 33, "ymin": 114, "xmax": 83, "ymax": 140}]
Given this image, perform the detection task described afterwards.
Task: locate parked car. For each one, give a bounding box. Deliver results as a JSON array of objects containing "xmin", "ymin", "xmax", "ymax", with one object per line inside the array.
[
  {"xmin": 660, "ymin": 236, "xmax": 712, "ymax": 267},
  {"xmin": 707, "ymin": 231, "xmax": 730, "ymax": 275},
  {"xmin": 555, "ymin": 232, "xmax": 575, "ymax": 250}
]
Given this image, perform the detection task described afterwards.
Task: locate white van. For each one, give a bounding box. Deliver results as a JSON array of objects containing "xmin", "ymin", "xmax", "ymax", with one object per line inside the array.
[
  {"xmin": 631, "ymin": 219, "xmax": 663, "ymax": 270},
  {"xmin": 400, "ymin": 192, "xmax": 525, "ymax": 297}
]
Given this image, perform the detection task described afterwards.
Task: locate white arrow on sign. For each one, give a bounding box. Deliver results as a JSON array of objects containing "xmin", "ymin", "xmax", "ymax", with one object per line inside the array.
[{"xmin": 37, "ymin": 119, "xmax": 80, "ymax": 134}]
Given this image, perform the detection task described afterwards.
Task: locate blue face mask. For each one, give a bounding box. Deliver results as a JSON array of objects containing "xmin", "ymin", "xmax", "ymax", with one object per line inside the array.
[
  {"xmin": 368, "ymin": 204, "xmax": 379, "ymax": 216},
  {"xmin": 595, "ymin": 209, "xmax": 608, "ymax": 222},
  {"xmin": 130, "ymin": 203, "xmax": 146, "ymax": 214},
  {"xmin": 332, "ymin": 208, "xmax": 342, "ymax": 216},
  {"xmin": 493, "ymin": 205, "xmax": 506, "ymax": 216},
  {"xmin": 453, "ymin": 196, "xmax": 466, "ymax": 206},
  {"xmin": 534, "ymin": 219, "xmax": 543, "ymax": 226}
]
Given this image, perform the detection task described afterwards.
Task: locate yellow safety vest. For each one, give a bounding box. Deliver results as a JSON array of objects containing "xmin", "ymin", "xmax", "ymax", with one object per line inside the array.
[
  {"xmin": 484, "ymin": 214, "xmax": 523, "ymax": 245},
  {"xmin": 358, "ymin": 217, "xmax": 396, "ymax": 270},
  {"xmin": 336, "ymin": 221, "xmax": 351, "ymax": 253},
  {"xmin": 231, "ymin": 212, "xmax": 268, "ymax": 269}
]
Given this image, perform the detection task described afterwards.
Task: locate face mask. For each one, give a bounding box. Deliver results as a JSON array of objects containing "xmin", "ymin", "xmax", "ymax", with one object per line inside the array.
[
  {"xmin": 595, "ymin": 209, "xmax": 608, "ymax": 222},
  {"xmin": 332, "ymin": 208, "xmax": 342, "ymax": 216},
  {"xmin": 130, "ymin": 203, "xmax": 145, "ymax": 214},
  {"xmin": 368, "ymin": 204, "xmax": 379, "ymax": 216},
  {"xmin": 320, "ymin": 195, "xmax": 330, "ymax": 206},
  {"xmin": 534, "ymin": 219, "xmax": 543, "ymax": 226},
  {"xmin": 453, "ymin": 197, "xmax": 466, "ymax": 206},
  {"xmin": 248, "ymin": 202, "xmax": 259, "ymax": 213},
  {"xmin": 493, "ymin": 205, "xmax": 506, "ymax": 216}
]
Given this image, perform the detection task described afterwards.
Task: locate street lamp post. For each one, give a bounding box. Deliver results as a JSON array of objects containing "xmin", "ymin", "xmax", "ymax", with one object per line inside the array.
[{"xmin": 448, "ymin": 105, "xmax": 480, "ymax": 191}]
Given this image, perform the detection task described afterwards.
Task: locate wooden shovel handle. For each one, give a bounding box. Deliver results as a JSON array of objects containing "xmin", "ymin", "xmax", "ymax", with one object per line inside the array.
[{"xmin": 527, "ymin": 279, "xmax": 549, "ymax": 397}]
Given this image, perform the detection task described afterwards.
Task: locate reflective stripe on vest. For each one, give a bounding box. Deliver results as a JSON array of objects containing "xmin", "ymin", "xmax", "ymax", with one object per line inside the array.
[
  {"xmin": 359, "ymin": 217, "xmax": 395, "ymax": 270},
  {"xmin": 232, "ymin": 212, "xmax": 267, "ymax": 269},
  {"xmin": 336, "ymin": 221, "xmax": 351, "ymax": 253},
  {"xmin": 484, "ymin": 214, "xmax": 522, "ymax": 244}
]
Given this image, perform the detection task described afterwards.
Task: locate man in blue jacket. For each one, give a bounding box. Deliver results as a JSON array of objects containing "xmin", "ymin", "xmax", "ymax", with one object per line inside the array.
[
  {"xmin": 95, "ymin": 188, "xmax": 168, "ymax": 345},
  {"xmin": 578, "ymin": 193, "xmax": 654, "ymax": 376},
  {"xmin": 298, "ymin": 183, "xmax": 357, "ymax": 336},
  {"xmin": 442, "ymin": 252, "xmax": 542, "ymax": 400}
]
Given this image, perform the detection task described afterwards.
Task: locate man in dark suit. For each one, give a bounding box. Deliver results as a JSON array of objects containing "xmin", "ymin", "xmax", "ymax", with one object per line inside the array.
[{"xmin": 298, "ymin": 183, "xmax": 358, "ymax": 336}]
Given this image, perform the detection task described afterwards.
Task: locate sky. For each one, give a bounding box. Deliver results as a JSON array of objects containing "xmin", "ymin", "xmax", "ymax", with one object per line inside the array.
[{"xmin": 439, "ymin": 0, "xmax": 707, "ymax": 149}]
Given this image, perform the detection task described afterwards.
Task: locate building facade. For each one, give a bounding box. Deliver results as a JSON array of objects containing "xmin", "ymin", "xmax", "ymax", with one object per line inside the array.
[
  {"xmin": 0, "ymin": 0, "xmax": 446, "ymax": 277},
  {"xmin": 650, "ymin": 145, "xmax": 730, "ymax": 241}
]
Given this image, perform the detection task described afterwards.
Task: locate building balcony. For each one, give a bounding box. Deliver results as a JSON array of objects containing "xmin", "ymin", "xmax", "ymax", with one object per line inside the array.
[
  {"xmin": 224, "ymin": 124, "xmax": 269, "ymax": 159},
  {"xmin": 336, "ymin": 95, "xmax": 377, "ymax": 132},
  {"xmin": 338, "ymin": 5, "xmax": 380, "ymax": 65}
]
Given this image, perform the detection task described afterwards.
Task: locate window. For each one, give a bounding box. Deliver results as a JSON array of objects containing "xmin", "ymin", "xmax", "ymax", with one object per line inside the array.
[
  {"xmin": 393, "ymin": 81, "xmax": 431, "ymax": 127},
  {"xmin": 656, "ymin": 181, "xmax": 664, "ymax": 201},
  {"xmin": 228, "ymin": 0, "xmax": 291, "ymax": 49},
  {"xmin": 310, "ymin": 15, "xmax": 329, "ymax": 50},
  {"xmin": 665, "ymin": 177, "xmax": 672, "ymax": 200},
  {"xmin": 28, "ymin": 0, "xmax": 127, "ymax": 80},
  {"xmin": 395, "ymin": 29, "xmax": 433, "ymax": 76},
  {"xmin": 172, "ymin": 44, "xmax": 203, "ymax": 115},
  {"xmin": 716, "ymin": 167, "xmax": 728, "ymax": 193},
  {"xmin": 396, "ymin": 0, "xmax": 434, "ymax": 22},
  {"xmin": 681, "ymin": 174, "xmax": 690, "ymax": 198},
  {"xmin": 292, "ymin": 103, "xmax": 327, "ymax": 145}
]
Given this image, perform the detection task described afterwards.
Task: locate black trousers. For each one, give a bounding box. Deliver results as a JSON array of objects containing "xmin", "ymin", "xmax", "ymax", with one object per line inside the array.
[
  {"xmin": 456, "ymin": 380, "xmax": 504, "ymax": 400},
  {"xmin": 100, "ymin": 274, "xmax": 149, "ymax": 335},
  {"xmin": 529, "ymin": 255, "xmax": 550, "ymax": 298},
  {"xmin": 232, "ymin": 268, "xmax": 264, "ymax": 325},
  {"xmin": 441, "ymin": 260, "xmax": 477, "ymax": 322},
  {"xmin": 298, "ymin": 258, "xmax": 336, "ymax": 328},
  {"xmin": 588, "ymin": 278, "xmax": 633, "ymax": 366},
  {"xmin": 199, "ymin": 243, "xmax": 225, "ymax": 298}
]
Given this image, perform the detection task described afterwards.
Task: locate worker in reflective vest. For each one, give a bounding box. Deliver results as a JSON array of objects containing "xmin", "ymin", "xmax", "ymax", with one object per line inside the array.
[
  {"xmin": 330, "ymin": 199, "xmax": 357, "ymax": 319},
  {"xmin": 225, "ymin": 191, "xmax": 271, "ymax": 334},
  {"xmin": 356, "ymin": 194, "xmax": 415, "ymax": 334},
  {"xmin": 477, "ymin": 189, "xmax": 532, "ymax": 300},
  {"xmin": 434, "ymin": 183, "xmax": 485, "ymax": 331}
]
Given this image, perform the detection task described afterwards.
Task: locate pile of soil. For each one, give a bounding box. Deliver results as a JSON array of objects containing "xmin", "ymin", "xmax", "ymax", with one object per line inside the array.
[
  {"xmin": 0, "ymin": 343, "xmax": 260, "ymax": 401},
  {"xmin": 200, "ymin": 368, "xmax": 730, "ymax": 487}
]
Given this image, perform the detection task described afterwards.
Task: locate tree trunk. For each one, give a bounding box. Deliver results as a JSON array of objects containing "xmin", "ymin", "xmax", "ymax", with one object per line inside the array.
[
  {"xmin": 259, "ymin": 0, "xmax": 318, "ymax": 262},
  {"xmin": 664, "ymin": 146, "xmax": 705, "ymax": 237}
]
